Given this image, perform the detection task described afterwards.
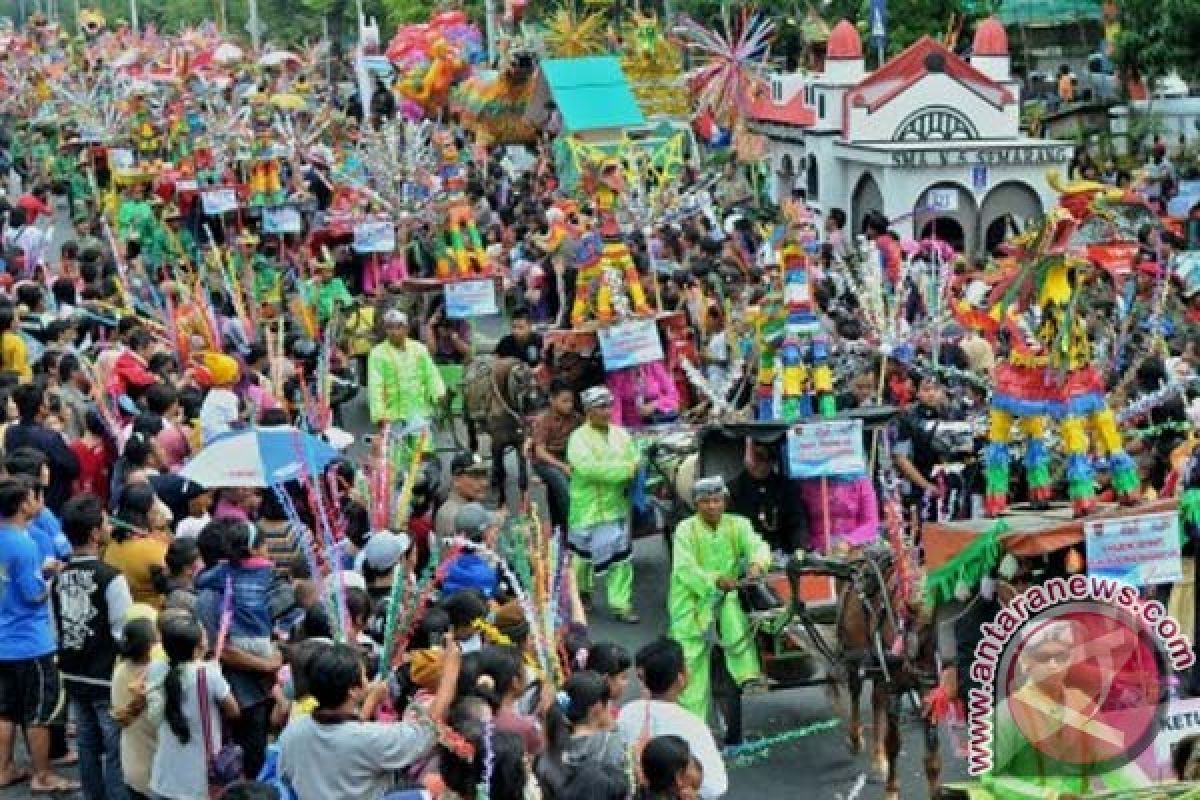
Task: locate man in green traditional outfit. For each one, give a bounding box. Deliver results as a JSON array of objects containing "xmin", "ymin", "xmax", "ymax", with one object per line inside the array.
[
  {"xmin": 566, "ymin": 386, "xmax": 641, "ymax": 624},
  {"xmin": 669, "ymin": 475, "xmax": 772, "ymax": 719},
  {"xmin": 367, "ymin": 309, "xmax": 444, "ymax": 450},
  {"xmin": 302, "ymin": 259, "xmax": 354, "ymax": 325}
]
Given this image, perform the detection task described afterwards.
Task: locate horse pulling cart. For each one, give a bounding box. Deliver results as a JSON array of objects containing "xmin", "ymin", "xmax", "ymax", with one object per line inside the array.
[{"xmin": 685, "ymin": 411, "xmax": 904, "ymax": 742}]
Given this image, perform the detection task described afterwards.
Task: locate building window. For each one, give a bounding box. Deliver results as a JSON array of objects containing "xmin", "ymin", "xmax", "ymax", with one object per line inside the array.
[
  {"xmin": 805, "ymin": 85, "xmax": 812, "ymax": 105},
  {"xmin": 807, "ymin": 154, "xmax": 819, "ymax": 201},
  {"xmin": 771, "ymin": 79, "xmax": 783, "ymax": 103},
  {"xmin": 818, "ymin": 94, "xmax": 826, "ymax": 120},
  {"xmin": 892, "ymin": 106, "xmax": 980, "ymax": 141}
]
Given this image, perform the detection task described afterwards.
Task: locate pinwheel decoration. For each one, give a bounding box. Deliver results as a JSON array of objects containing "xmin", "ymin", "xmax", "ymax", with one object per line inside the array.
[
  {"xmin": 543, "ymin": 7, "xmax": 607, "ymax": 58},
  {"xmin": 678, "ymin": 10, "xmax": 775, "ymax": 126}
]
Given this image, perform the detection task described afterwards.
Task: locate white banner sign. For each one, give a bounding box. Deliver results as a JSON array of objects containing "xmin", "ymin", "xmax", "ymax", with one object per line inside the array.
[
  {"xmin": 598, "ymin": 318, "xmax": 665, "ymax": 371},
  {"xmin": 1085, "ymin": 511, "xmax": 1183, "ymax": 587},
  {"xmin": 444, "ymin": 279, "xmax": 499, "ymax": 319},
  {"xmin": 262, "ymin": 206, "xmax": 303, "ymax": 235},
  {"xmin": 786, "ymin": 419, "xmax": 866, "ymax": 479},
  {"xmin": 201, "ymin": 188, "xmax": 240, "ymax": 215},
  {"xmin": 352, "ymin": 220, "xmax": 396, "ymax": 253}
]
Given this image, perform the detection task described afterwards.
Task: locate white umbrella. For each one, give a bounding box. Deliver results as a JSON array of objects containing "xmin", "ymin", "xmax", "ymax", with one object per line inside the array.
[
  {"xmin": 213, "ymin": 42, "xmax": 245, "ymax": 65},
  {"xmin": 179, "ymin": 426, "xmax": 341, "ymax": 488},
  {"xmin": 258, "ymin": 50, "xmax": 301, "ymax": 68}
]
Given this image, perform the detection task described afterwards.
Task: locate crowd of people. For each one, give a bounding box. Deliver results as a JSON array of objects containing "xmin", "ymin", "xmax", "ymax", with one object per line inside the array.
[
  {"xmin": 0, "ymin": 74, "xmax": 832, "ymax": 799},
  {"xmin": 2, "ymin": 11, "xmax": 1200, "ymax": 800}
]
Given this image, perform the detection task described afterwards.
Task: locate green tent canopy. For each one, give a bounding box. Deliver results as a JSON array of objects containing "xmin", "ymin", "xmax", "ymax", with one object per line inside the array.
[
  {"xmin": 535, "ymin": 57, "xmax": 646, "ymax": 134},
  {"xmin": 963, "ymin": 0, "xmax": 1103, "ymax": 26}
]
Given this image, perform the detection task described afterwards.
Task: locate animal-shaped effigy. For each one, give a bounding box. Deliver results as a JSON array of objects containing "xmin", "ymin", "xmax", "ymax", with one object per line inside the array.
[
  {"xmin": 570, "ymin": 158, "xmax": 652, "ymax": 326},
  {"xmin": 955, "ymin": 193, "xmax": 1139, "ymax": 517},
  {"xmin": 432, "ymin": 129, "xmax": 489, "ymax": 278},
  {"xmin": 453, "ymin": 36, "xmax": 539, "ymax": 145}
]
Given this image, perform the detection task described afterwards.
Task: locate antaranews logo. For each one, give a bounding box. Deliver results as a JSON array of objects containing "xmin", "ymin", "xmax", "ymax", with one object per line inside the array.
[{"xmin": 966, "ymin": 574, "xmax": 1194, "ymax": 778}]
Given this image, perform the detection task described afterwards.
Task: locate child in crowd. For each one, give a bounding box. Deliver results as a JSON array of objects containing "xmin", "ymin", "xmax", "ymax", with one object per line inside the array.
[
  {"xmin": 537, "ymin": 671, "xmax": 628, "ymax": 798},
  {"xmin": 111, "ymin": 616, "xmax": 160, "ymax": 800},
  {"xmin": 147, "ymin": 612, "xmax": 239, "ymax": 800},
  {"xmin": 194, "ymin": 520, "xmax": 281, "ymax": 661}
]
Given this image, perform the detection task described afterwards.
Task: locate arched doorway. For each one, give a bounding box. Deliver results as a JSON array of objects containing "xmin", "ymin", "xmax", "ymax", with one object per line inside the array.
[
  {"xmin": 920, "ymin": 218, "xmax": 967, "ymax": 252},
  {"xmin": 915, "ymin": 182, "xmax": 978, "ymax": 255},
  {"xmin": 984, "ymin": 216, "xmax": 1021, "ymax": 254},
  {"xmin": 979, "ymin": 182, "xmax": 1044, "ymax": 255},
  {"xmin": 851, "ymin": 173, "xmax": 883, "ymax": 235},
  {"xmin": 778, "ymin": 154, "xmax": 796, "ymax": 204}
]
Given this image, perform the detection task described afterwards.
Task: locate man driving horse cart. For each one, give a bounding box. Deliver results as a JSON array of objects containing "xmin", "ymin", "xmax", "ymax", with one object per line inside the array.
[
  {"xmin": 669, "ymin": 475, "xmax": 774, "ymax": 718},
  {"xmin": 669, "ymin": 411, "xmax": 952, "ymax": 796}
]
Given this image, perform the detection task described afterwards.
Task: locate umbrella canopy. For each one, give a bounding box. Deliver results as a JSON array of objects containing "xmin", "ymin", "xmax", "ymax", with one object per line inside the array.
[
  {"xmin": 180, "ymin": 426, "xmax": 340, "ymax": 488},
  {"xmin": 258, "ymin": 50, "xmax": 301, "ymax": 68},
  {"xmin": 213, "ymin": 42, "xmax": 245, "ymax": 65}
]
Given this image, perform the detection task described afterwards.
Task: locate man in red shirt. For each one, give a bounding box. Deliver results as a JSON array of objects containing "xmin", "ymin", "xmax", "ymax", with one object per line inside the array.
[
  {"xmin": 15, "ymin": 187, "xmax": 52, "ymax": 224},
  {"xmin": 109, "ymin": 328, "xmax": 159, "ymax": 402}
]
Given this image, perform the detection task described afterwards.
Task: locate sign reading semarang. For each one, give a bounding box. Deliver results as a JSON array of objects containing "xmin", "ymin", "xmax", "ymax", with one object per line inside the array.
[{"xmin": 891, "ymin": 145, "xmax": 1072, "ymax": 168}]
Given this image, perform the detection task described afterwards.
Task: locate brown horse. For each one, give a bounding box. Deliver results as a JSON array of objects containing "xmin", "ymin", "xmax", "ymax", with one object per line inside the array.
[
  {"xmin": 834, "ymin": 544, "xmax": 941, "ymax": 800},
  {"xmin": 462, "ymin": 355, "xmax": 544, "ymax": 500}
]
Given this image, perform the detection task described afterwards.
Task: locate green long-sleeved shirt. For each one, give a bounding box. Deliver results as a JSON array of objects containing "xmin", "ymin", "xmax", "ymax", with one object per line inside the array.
[
  {"xmin": 366, "ymin": 339, "xmax": 445, "ymax": 425},
  {"xmin": 668, "ymin": 513, "xmax": 771, "ymax": 640},
  {"xmin": 566, "ymin": 423, "xmax": 639, "ymax": 532}
]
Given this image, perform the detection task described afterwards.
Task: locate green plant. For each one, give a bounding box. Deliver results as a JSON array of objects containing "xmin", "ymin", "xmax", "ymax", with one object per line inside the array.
[
  {"xmin": 1126, "ymin": 108, "xmax": 1166, "ymax": 157},
  {"xmin": 1021, "ymin": 100, "xmax": 1045, "ymax": 136}
]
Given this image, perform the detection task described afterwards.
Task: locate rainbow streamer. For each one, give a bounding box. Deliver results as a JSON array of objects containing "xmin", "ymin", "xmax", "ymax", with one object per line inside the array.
[
  {"xmin": 446, "ymin": 537, "xmax": 559, "ymax": 684},
  {"xmin": 391, "ymin": 429, "xmax": 429, "ymax": 531},
  {"xmin": 288, "ymin": 428, "xmax": 350, "ymax": 642},
  {"xmin": 721, "ymin": 718, "xmax": 841, "ymax": 768},
  {"xmin": 388, "ymin": 542, "xmax": 465, "ymax": 668},
  {"xmin": 376, "ymin": 555, "xmax": 410, "ymax": 679}
]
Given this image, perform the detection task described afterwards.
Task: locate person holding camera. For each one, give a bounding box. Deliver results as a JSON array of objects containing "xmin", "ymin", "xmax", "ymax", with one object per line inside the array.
[
  {"xmin": 422, "ymin": 301, "xmax": 472, "ymax": 366},
  {"xmin": 893, "ymin": 373, "xmax": 952, "ymax": 521}
]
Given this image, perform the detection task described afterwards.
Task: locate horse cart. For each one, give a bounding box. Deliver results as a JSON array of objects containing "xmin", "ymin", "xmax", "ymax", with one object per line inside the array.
[{"xmin": 685, "ymin": 411, "xmax": 902, "ymax": 745}]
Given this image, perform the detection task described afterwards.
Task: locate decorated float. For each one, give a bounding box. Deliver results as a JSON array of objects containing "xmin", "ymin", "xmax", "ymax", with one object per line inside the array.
[
  {"xmin": 453, "ymin": 35, "xmax": 541, "ymax": 145},
  {"xmin": 387, "ymin": 11, "xmax": 484, "ymax": 119},
  {"xmin": 954, "ymin": 183, "xmax": 1142, "ymax": 518}
]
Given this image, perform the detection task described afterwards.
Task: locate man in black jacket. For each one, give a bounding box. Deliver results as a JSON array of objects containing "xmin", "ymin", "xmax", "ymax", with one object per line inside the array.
[
  {"xmin": 494, "ymin": 308, "xmax": 543, "ymax": 368},
  {"xmin": 5, "ymin": 383, "xmax": 78, "ymax": 514},
  {"xmin": 729, "ymin": 442, "xmax": 809, "ymax": 554},
  {"xmin": 53, "ymin": 495, "xmax": 131, "ymax": 800}
]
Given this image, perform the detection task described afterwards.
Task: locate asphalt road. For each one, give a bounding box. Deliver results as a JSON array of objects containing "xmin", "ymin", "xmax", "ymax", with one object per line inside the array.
[{"xmin": 0, "ymin": 337, "xmax": 970, "ymax": 799}]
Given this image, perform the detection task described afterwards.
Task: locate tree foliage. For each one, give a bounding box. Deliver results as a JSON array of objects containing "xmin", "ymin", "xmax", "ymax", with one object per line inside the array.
[
  {"xmin": 1114, "ymin": 0, "xmax": 1200, "ymax": 86},
  {"xmin": 5, "ymin": 0, "xmax": 988, "ymax": 59}
]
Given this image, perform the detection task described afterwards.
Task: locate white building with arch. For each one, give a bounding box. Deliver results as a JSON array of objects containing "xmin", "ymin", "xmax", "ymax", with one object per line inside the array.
[{"xmin": 749, "ymin": 18, "xmax": 1074, "ymax": 258}]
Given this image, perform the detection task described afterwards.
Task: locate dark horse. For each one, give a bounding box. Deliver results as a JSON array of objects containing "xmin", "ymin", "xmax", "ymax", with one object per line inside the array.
[
  {"xmin": 834, "ymin": 543, "xmax": 942, "ymax": 800},
  {"xmin": 462, "ymin": 355, "xmax": 543, "ymax": 503}
]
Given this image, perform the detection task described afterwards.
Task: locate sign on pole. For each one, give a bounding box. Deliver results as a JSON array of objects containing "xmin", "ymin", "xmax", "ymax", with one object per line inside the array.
[
  {"xmin": 444, "ymin": 279, "xmax": 499, "ymax": 319},
  {"xmin": 201, "ymin": 188, "xmax": 240, "ymax": 215},
  {"xmin": 352, "ymin": 220, "xmax": 396, "ymax": 253},
  {"xmin": 597, "ymin": 318, "xmax": 665, "ymax": 371},
  {"xmin": 786, "ymin": 419, "xmax": 866, "ymax": 479},
  {"xmin": 262, "ymin": 206, "xmax": 303, "ymax": 235}
]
